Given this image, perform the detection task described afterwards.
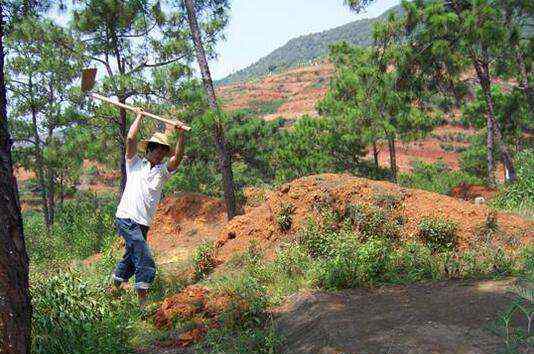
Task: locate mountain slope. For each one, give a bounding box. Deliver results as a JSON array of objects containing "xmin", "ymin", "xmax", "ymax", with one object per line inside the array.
[{"xmin": 217, "ymin": 4, "xmax": 403, "ymax": 85}]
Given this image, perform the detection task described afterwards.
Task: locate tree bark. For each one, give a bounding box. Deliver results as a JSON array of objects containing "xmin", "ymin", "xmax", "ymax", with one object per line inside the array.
[
  {"xmin": 184, "ymin": 0, "xmax": 237, "ymax": 220},
  {"xmin": 387, "ymin": 136, "xmax": 397, "ymax": 182},
  {"xmin": 473, "ymin": 60, "xmax": 517, "ymax": 184},
  {"xmin": 0, "ymin": 4, "xmax": 32, "ymax": 351},
  {"xmin": 372, "ymin": 141, "xmax": 379, "ymax": 169},
  {"xmin": 29, "ymin": 99, "xmax": 50, "ymax": 228},
  {"xmin": 46, "ymin": 168, "xmax": 55, "ymax": 224},
  {"xmin": 514, "ymin": 46, "xmax": 533, "ymax": 112}
]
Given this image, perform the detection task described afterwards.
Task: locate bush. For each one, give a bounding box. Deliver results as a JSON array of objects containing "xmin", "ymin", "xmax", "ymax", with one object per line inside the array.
[
  {"xmin": 418, "ymin": 217, "xmax": 458, "ymax": 252},
  {"xmin": 192, "ymin": 242, "xmax": 217, "ymax": 280},
  {"xmin": 276, "ymin": 203, "xmax": 295, "ymax": 232},
  {"xmin": 399, "ymin": 160, "xmax": 483, "ymax": 195},
  {"xmin": 25, "ymin": 192, "xmax": 117, "ymax": 264},
  {"xmin": 344, "ymin": 204, "xmax": 400, "ymax": 240},
  {"xmin": 31, "ymin": 271, "xmax": 139, "ymax": 354},
  {"xmin": 491, "ymin": 149, "xmax": 534, "ymax": 218},
  {"xmin": 311, "ymin": 237, "xmax": 390, "ymax": 290}
]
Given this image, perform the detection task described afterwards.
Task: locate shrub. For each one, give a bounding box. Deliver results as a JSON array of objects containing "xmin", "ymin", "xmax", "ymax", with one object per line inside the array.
[
  {"xmin": 311, "ymin": 237, "xmax": 390, "ymax": 290},
  {"xmin": 372, "ymin": 193, "xmax": 402, "ymax": 210},
  {"xmin": 192, "ymin": 242, "xmax": 217, "ymax": 280},
  {"xmin": 25, "ymin": 192, "xmax": 117, "ymax": 264},
  {"xmin": 399, "ymin": 160, "xmax": 482, "ymax": 195},
  {"xmin": 491, "ymin": 149, "xmax": 534, "ymax": 218},
  {"xmin": 344, "ymin": 204, "xmax": 400, "ymax": 240},
  {"xmin": 277, "ymin": 203, "xmax": 295, "ymax": 232},
  {"xmin": 385, "ymin": 242, "xmax": 436, "ymax": 283},
  {"xmin": 31, "ymin": 271, "xmax": 138, "ymax": 354},
  {"xmin": 418, "ymin": 217, "xmax": 458, "ymax": 252}
]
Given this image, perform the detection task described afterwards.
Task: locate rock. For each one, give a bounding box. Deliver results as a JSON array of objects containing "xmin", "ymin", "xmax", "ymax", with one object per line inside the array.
[
  {"xmin": 280, "ymin": 184, "xmax": 290, "ymax": 194},
  {"xmin": 474, "ymin": 197, "xmax": 485, "ymax": 205}
]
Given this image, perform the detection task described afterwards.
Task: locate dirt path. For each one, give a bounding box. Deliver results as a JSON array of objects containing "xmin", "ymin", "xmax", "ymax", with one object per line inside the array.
[{"xmin": 273, "ymin": 278, "xmax": 527, "ymax": 354}]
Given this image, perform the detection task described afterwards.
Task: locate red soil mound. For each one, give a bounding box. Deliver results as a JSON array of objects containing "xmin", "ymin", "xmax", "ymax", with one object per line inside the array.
[
  {"xmin": 154, "ymin": 283, "xmax": 255, "ymax": 347},
  {"xmin": 148, "ymin": 193, "xmax": 226, "ymax": 260},
  {"xmin": 215, "ymin": 174, "xmax": 532, "ymax": 261}
]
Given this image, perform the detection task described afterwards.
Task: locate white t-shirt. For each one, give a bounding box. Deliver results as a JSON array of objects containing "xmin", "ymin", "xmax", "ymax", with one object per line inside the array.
[{"xmin": 115, "ymin": 155, "xmax": 171, "ymax": 226}]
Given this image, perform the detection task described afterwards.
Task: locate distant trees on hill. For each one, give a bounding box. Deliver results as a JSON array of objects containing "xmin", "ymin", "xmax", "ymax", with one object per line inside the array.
[{"xmin": 320, "ymin": 0, "xmax": 532, "ymax": 186}]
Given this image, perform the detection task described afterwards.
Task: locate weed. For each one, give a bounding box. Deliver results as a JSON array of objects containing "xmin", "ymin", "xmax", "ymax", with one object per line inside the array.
[
  {"xmin": 31, "ymin": 271, "xmax": 139, "ymax": 354},
  {"xmin": 192, "ymin": 242, "xmax": 217, "ymax": 280},
  {"xmin": 418, "ymin": 216, "xmax": 458, "ymax": 252},
  {"xmin": 344, "ymin": 204, "xmax": 400, "ymax": 240},
  {"xmin": 277, "ymin": 202, "xmax": 295, "ymax": 232},
  {"xmin": 373, "ymin": 193, "xmax": 402, "ymax": 210}
]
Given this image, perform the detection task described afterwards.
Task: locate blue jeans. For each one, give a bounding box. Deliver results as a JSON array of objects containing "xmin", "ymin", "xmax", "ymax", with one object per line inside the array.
[{"xmin": 113, "ymin": 218, "xmax": 156, "ymax": 290}]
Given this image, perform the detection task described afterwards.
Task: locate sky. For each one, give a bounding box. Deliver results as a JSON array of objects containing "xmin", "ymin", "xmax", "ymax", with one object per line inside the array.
[{"xmin": 209, "ymin": 0, "xmax": 401, "ymax": 79}]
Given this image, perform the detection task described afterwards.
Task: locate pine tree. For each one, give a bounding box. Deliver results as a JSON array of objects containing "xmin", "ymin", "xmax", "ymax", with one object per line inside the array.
[
  {"xmin": 71, "ymin": 0, "xmax": 197, "ymax": 195},
  {"xmin": 400, "ymin": 0, "xmax": 528, "ymax": 184},
  {"xmin": 183, "ymin": 0, "xmax": 237, "ymax": 219},
  {"xmin": 7, "ymin": 18, "xmax": 81, "ymax": 227},
  {"xmin": 1, "ymin": 1, "xmax": 54, "ymax": 352}
]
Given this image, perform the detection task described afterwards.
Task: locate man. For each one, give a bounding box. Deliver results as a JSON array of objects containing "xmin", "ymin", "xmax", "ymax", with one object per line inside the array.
[{"xmin": 112, "ymin": 111, "xmax": 185, "ymax": 305}]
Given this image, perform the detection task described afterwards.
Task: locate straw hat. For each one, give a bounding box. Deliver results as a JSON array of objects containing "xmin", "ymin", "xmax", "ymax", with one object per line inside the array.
[{"xmin": 138, "ymin": 132, "xmax": 171, "ymax": 154}]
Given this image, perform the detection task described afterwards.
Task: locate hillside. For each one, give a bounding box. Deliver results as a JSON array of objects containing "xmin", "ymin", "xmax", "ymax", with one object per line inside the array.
[
  {"xmin": 216, "ymin": 4, "xmax": 403, "ymax": 86},
  {"xmin": 216, "ymin": 62, "xmax": 479, "ymax": 174}
]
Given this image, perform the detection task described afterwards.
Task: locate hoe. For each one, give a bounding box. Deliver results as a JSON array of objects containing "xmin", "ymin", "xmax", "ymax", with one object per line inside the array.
[{"xmin": 81, "ymin": 68, "xmax": 191, "ymax": 131}]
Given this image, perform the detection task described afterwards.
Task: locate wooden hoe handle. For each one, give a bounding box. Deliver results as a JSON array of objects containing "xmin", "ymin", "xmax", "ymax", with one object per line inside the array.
[{"xmin": 89, "ymin": 92, "xmax": 191, "ymax": 131}]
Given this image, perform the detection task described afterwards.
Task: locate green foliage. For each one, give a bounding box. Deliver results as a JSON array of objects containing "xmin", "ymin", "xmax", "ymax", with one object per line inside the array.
[
  {"xmin": 399, "ymin": 160, "xmax": 483, "ymax": 195},
  {"xmin": 310, "ymin": 237, "xmax": 390, "ymax": 290},
  {"xmin": 25, "ymin": 192, "xmax": 117, "ymax": 264},
  {"xmin": 318, "ymin": 38, "xmax": 438, "ymax": 180},
  {"xmin": 344, "ymin": 204, "xmax": 401, "ymax": 240},
  {"xmin": 192, "ymin": 242, "xmax": 217, "ymax": 280},
  {"xmin": 272, "ymin": 115, "xmax": 367, "ymax": 183},
  {"xmin": 277, "ymin": 203, "xmax": 295, "ymax": 231},
  {"xmin": 462, "ymin": 86, "xmax": 531, "ymax": 149},
  {"xmin": 418, "ymin": 217, "xmax": 458, "ymax": 253},
  {"xmin": 491, "ymin": 150, "xmax": 534, "ymax": 218},
  {"xmin": 31, "ymin": 270, "xmax": 139, "ymax": 354}
]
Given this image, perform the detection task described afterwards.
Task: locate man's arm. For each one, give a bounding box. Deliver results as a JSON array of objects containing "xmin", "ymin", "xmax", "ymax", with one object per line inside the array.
[
  {"xmin": 126, "ymin": 112, "xmax": 143, "ymax": 160},
  {"xmin": 167, "ymin": 130, "xmax": 186, "ymax": 173}
]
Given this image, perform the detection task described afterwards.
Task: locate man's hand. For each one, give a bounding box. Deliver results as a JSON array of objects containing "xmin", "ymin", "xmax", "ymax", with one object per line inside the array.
[
  {"xmin": 126, "ymin": 112, "xmax": 144, "ymax": 160},
  {"xmin": 168, "ymin": 128, "xmax": 186, "ymax": 173}
]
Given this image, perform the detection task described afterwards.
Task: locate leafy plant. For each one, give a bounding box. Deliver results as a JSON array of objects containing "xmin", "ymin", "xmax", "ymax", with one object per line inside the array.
[
  {"xmin": 31, "ymin": 271, "xmax": 139, "ymax": 354},
  {"xmin": 192, "ymin": 242, "xmax": 217, "ymax": 280},
  {"xmin": 277, "ymin": 203, "xmax": 295, "ymax": 232},
  {"xmin": 418, "ymin": 217, "xmax": 458, "ymax": 253}
]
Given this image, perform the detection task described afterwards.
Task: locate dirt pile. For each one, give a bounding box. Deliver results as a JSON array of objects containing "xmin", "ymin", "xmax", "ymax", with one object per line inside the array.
[
  {"xmin": 147, "ymin": 193, "xmax": 226, "ymax": 263},
  {"xmin": 215, "ymin": 174, "xmax": 532, "ymax": 261},
  {"xmin": 154, "ymin": 283, "xmax": 259, "ymax": 348}
]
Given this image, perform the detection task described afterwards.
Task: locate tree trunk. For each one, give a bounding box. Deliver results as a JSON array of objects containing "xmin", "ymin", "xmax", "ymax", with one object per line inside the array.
[
  {"xmin": 514, "ymin": 46, "xmax": 533, "ymax": 112},
  {"xmin": 0, "ymin": 5, "xmax": 32, "ymax": 351},
  {"xmin": 184, "ymin": 0, "xmax": 237, "ymax": 220},
  {"xmin": 372, "ymin": 141, "xmax": 379, "ymax": 169},
  {"xmin": 387, "ymin": 136, "xmax": 397, "ymax": 182},
  {"xmin": 474, "ymin": 60, "xmax": 517, "ymax": 184},
  {"xmin": 30, "ymin": 101, "xmax": 50, "ymax": 228},
  {"xmin": 46, "ymin": 168, "xmax": 55, "ymax": 225},
  {"xmin": 59, "ymin": 173, "xmax": 64, "ymax": 205}
]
